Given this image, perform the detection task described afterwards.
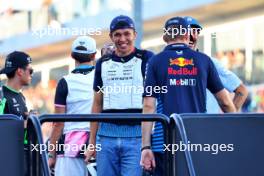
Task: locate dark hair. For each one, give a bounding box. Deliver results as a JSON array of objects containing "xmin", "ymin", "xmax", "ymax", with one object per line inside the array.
[
  {"xmin": 71, "ymin": 52, "xmax": 95, "ymax": 63},
  {"xmin": 163, "ymin": 24, "xmax": 188, "ymax": 42},
  {"xmin": 6, "ymin": 69, "xmax": 17, "ymax": 79}
]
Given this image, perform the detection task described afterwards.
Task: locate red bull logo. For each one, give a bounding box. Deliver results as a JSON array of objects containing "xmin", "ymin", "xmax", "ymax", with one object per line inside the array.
[
  {"xmin": 170, "ymin": 57, "xmax": 194, "ymax": 67},
  {"xmin": 168, "ymin": 67, "xmax": 198, "ymax": 75}
]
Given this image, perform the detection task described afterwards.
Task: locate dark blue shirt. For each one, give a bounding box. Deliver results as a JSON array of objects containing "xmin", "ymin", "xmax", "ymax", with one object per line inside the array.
[{"xmin": 143, "ymin": 43, "xmax": 224, "ymax": 152}]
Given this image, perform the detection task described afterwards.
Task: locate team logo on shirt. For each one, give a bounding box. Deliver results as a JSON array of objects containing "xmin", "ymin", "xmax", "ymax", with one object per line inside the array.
[
  {"xmin": 168, "ymin": 57, "xmax": 197, "ymax": 86},
  {"xmin": 168, "ymin": 67, "xmax": 198, "ymax": 75},
  {"xmin": 169, "ymin": 78, "xmax": 196, "ymax": 86},
  {"xmin": 170, "ymin": 57, "xmax": 194, "ymax": 67}
]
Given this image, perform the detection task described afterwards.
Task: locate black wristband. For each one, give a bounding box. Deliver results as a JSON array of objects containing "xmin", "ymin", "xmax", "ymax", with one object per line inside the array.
[
  {"xmin": 48, "ymin": 153, "xmax": 55, "ymax": 159},
  {"xmin": 141, "ymin": 146, "xmax": 151, "ymax": 152}
]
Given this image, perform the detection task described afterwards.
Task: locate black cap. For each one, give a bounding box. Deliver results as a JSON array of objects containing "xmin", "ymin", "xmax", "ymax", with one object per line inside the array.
[{"xmin": 0, "ymin": 51, "xmax": 32, "ymax": 74}]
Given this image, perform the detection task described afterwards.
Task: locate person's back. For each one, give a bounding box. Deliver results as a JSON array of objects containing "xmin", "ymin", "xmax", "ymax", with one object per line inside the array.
[
  {"xmin": 49, "ymin": 36, "xmax": 97, "ymax": 176},
  {"xmin": 146, "ymin": 44, "xmax": 222, "ymax": 116},
  {"xmin": 141, "ymin": 17, "xmax": 236, "ymax": 176},
  {"xmin": 62, "ymin": 67, "xmax": 94, "ymax": 133}
]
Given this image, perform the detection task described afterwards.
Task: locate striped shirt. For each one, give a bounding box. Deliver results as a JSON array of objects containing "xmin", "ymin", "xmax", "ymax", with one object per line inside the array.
[{"xmin": 152, "ymin": 97, "xmax": 165, "ymax": 152}]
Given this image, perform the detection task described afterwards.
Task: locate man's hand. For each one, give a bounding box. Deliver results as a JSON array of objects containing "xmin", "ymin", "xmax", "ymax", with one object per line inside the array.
[
  {"xmin": 84, "ymin": 148, "xmax": 96, "ymax": 164},
  {"xmin": 83, "ymin": 91, "xmax": 103, "ymax": 164},
  {"xmin": 48, "ymin": 153, "xmax": 56, "ymax": 168},
  {"xmin": 140, "ymin": 149, "xmax": 156, "ymax": 171}
]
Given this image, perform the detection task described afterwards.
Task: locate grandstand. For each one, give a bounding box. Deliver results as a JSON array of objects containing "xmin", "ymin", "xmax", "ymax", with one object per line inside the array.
[
  {"xmin": 1, "ymin": 0, "xmax": 264, "ymax": 113},
  {"xmin": 0, "ymin": 0, "xmax": 264, "ymax": 175}
]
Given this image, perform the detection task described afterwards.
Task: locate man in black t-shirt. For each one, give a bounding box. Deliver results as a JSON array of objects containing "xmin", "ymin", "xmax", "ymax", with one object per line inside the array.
[
  {"xmin": 2, "ymin": 85, "xmax": 28, "ymax": 119},
  {"xmin": 0, "ymin": 51, "xmax": 34, "ymax": 176}
]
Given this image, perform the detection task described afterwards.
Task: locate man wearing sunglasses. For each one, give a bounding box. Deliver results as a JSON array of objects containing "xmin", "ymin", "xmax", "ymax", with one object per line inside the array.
[{"xmin": 0, "ymin": 51, "xmax": 33, "ymax": 176}]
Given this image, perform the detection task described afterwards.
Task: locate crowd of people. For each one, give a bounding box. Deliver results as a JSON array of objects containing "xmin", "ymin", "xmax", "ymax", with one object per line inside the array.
[
  {"xmin": 215, "ymin": 49, "xmax": 245, "ymax": 70},
  {"xmin": 0, "ymin": 15, "xmax": 250, "ymax": 176},
  {"xmin": 23, "ymin": 81, "xmax": 56, "ymax": 114}
]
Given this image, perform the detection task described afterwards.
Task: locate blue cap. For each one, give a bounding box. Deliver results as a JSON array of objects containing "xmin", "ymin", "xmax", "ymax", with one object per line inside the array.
[
  {"xmin": 110, "ymin": 15, "xmax": 135, "ymax": 33},
  {"xmin": 164, "ymin": 16, "xmax": 189, "ymax": 30},
  {"xmin": 184, "ymin": 16, "xmax": 203, "ymax": 29}
]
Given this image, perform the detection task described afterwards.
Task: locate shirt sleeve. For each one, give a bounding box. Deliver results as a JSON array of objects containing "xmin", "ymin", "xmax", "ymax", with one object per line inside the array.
[
  {"xmin": 93, "ymin": 59, "xmax": 103, "ymax": 92},
  {"xmin": 54, "ymin": 78, "xmax": 68, "ymax": 107},
  {"xmin": 211, "ymin": 57, "xmax": 242, "ymax": 92},
  {"xmin": 143, "ymin": 57, "xmax": 158, "ymax": 98},
  {"xmin": 141, "ymin": 50, "xmax": 155, "ymax": 78},
  {"xmin": 207, "ymin": 57, "xmax": 224, "ymax": 94}
]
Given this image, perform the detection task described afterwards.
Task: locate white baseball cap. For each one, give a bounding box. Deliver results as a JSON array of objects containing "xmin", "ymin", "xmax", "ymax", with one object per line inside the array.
[{"xmin": 71, "ymin": 36, "xmax": 96, "ymax": 54}]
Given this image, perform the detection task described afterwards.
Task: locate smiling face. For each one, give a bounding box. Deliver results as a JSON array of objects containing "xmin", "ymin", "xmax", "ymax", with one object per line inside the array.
[{"xmin": 110, "ymin": 28, "xmax": 136, "ymax": 57}]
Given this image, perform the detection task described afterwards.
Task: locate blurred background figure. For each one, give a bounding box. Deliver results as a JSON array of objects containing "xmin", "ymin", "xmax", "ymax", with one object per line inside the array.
[{"xmin": 101, "ymin": 42, "xmax": 115, "ymax": 56}]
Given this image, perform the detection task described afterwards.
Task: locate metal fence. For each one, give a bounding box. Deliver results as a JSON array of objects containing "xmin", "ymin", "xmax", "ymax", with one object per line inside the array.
[
  {"xmin": 2, "ymin": 113, "xmax": 264, "ymax": 176},
  {"xmin": 170, "ymin": 113, "xmax": 264, "ymax": 176},
  {"xmin": 39, "ymin": 113, "xmax": 171, "ymax": 176}
]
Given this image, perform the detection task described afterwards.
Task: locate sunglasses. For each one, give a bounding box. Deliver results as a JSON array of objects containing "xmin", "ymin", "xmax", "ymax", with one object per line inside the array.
[
  {"xmin": 22, "ymin": 67, "xmax": 34, "ymax": 75},
  {"xmin": 28, "ymin": 68, "xmax": 34, "ymax": 75}
]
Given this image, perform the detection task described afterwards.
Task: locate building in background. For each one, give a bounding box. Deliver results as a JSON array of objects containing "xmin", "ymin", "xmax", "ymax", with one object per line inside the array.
[{"xmin": 0, "ymin": 0, "xmax": 264, "ymax": 113}]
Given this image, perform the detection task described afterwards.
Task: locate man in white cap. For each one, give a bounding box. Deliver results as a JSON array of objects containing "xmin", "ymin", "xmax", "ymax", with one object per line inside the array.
[{"xmin": 48, "ymin": 36, "xmax": 97, "ymax": 176}]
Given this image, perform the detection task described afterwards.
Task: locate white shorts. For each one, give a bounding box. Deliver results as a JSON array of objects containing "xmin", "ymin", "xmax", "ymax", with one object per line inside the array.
[{"xmin": 55, "ymin": 157, "xmax": 88, "ymax": 176}]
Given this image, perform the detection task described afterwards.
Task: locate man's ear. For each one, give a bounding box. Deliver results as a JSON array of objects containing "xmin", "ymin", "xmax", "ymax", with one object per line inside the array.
[
  {"xmin": 133, "ymin": 30, "xmax": 137, "ymax": 38},
  {"xmin": 109, "ymin": 33, "xmax": 113, "ymax": 41},
  {"xmin": 185, "ymin": 33, "xmax": 190, "ymax": 43},
  {"xmin": 91, "ymin": 53, "xmax": 97, "ymax": 59},
  {"xmin": 16, "ymin": 68, "xmax": 24, "ymax": 77},
  {"xmin": 163, "ymin": 35, "xmax": 168, "ymax": 43}
]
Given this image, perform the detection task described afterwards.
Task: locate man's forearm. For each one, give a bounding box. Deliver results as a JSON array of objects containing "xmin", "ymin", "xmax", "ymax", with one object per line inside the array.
[
  {"xmin": 142, "ymin": 97, "xmax": 156, "ymax": 147},
  {"xmin": 215, "ymin": 89, "xmax": 236, "ymax": 113},
  {"xmin": 142, "ymin": 122, "xmax": 153, "ymax": 147},
  {"xmin": 89, "ymin": 92, "xmax": 103, "ymax": 144},
  {"xmin": 233, "ymin": 84, "xmax": 248, "ymax": 111},
  {"xmin": 49, "ymin": 122, "xmax": 64, "ymax": 155},
  {"xmin": 89, "ymin": 122, "xmax": 98, "ymax": 144},
  {"xmin": 220, "ymin": 103, "xmax": 236, "ymax": 113},
  {"xmin": 218, "ymin": 95, "xmax": 236, "ymax": 113}
]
